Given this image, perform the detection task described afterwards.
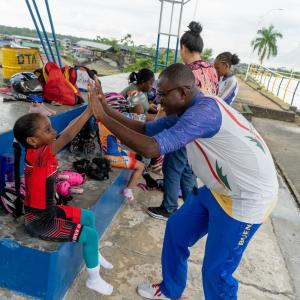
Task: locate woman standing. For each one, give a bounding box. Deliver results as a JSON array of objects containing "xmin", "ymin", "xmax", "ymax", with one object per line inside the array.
[{"xmin": 180, "ymin": 21, "xmax": 218, "ymax": 95}]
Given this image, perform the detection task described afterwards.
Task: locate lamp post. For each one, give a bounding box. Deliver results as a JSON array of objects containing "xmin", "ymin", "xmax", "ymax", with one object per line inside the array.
[{"xmin": 245, "ymin": 8, "xmax": 284, "ymax": 80}]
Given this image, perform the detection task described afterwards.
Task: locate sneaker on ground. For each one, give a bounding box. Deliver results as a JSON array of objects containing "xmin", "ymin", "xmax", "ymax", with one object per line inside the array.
[
  {"xmin": 137, "ymin": 283, "xmax": 170, "ymax": 299},
  {"xmin": 147, "ymin": 206, "xmax": 171, "ymax": 221}
]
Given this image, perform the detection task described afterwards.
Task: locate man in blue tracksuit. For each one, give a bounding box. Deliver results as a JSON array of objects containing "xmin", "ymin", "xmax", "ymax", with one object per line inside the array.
[{"xmin": 89, "ymin": 64, "xmax": 278, "ymax": 300}]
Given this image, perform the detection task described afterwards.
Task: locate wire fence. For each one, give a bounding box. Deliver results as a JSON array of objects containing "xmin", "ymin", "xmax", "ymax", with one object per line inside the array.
[{"xmin": 247, "ymin": 64, "xmax": 300, "ymax": 109}]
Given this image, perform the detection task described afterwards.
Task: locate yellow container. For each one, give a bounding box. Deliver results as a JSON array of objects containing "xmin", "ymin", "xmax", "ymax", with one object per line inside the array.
[{"xmin": 2, "ymin": 47, "xmax": 42, "ymax": 80}]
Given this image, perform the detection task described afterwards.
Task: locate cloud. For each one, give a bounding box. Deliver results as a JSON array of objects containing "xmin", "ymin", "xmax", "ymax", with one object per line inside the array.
[{"xmin": 1, "ymin": 0, "xmax": 299, "ymax": 69}]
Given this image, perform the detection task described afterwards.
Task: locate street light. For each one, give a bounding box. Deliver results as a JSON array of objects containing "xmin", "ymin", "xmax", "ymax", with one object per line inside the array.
[{"xmin": 245, "ymin": 8, "xmax": 285, "ymax": 80}]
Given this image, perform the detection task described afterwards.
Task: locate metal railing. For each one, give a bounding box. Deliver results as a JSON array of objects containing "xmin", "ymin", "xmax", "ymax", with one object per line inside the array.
[{"xmin": 246, "ymin": 63, "xmax": 300, "ymax": 108}]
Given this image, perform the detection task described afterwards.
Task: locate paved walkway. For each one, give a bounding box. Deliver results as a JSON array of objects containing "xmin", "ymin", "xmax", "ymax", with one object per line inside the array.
[
  {"xmin": 252, "ymin": 118, "xmax": 300, "ymax": 199},
  {"xmin": 252, "ymin": 117, "xmax": 300, "ymax": 300},
  {"xmin": 66, "ymin": 174, "xmax": 298, "ymax": 300},
  {"xmin": 237, "ymin": 78, "xmax": 284, "ymax": 110}
]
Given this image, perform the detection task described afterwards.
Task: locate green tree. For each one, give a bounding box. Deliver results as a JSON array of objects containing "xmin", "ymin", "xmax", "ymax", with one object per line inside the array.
[
  {"xmin": 120, "ymin": 33, "xmax": 134, "ymax": 48},
  {"xmin": 251, "ymin": 25, "xmax": 283, "ymax": 65},
  {"xmin": 123, "ymin": 57, "xmax": 154, "ymax": 72},
  {"xmin": 202, "ymin": 48, "xmax": 213, "ymax": 62},
  {"xmin": 96, "ymin": 36, "xmax": 119, "ymax": 50}
]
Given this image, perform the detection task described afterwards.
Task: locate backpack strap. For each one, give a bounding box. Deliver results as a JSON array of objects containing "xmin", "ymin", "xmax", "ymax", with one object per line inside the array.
[{"xmin": 62, "ymin": 65, "xmax": 78, "ymax": 94}]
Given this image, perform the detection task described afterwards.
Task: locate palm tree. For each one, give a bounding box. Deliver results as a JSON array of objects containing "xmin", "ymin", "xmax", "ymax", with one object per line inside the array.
[{"xmin": 251, "ymin": 25, "xmax": 283, "ymax": 65}]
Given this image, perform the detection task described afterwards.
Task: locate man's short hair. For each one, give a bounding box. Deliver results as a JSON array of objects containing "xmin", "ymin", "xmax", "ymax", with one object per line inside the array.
[{"xmin": 159, "ymin": 63, "xmax": 195, "ymax": 87}]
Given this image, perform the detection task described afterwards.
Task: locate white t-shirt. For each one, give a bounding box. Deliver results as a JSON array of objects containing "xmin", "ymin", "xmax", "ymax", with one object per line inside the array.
[{"xmin": 218, "ymin": 74, "xmax": 238, "ymax": 105}]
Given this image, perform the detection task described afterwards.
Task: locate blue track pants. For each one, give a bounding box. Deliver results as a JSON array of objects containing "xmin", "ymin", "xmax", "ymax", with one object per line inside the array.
[{"xmin": 160, "ymin": 186, "xmax": 261, "ymax": 299}]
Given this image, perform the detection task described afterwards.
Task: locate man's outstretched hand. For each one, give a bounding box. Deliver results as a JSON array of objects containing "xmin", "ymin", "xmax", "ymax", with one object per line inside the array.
[
  {"xmin": 88, "ymin": 78, "xmax": 106, "ymax": 121},
  {"xmin": 93, "ymin": 75, "xmax": 110, "ymax": 112}
]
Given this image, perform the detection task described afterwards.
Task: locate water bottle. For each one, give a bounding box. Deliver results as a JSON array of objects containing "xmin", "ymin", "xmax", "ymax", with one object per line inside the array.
[{"xmin": 0, "ymin": 154, "xmax": 14, "ymax": 192}]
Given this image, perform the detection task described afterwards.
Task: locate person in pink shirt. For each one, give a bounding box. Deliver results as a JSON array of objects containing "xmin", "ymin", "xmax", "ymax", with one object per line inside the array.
[{"xmin": 180, "ymin": 21, "xmax": 218, "ymax": 95}]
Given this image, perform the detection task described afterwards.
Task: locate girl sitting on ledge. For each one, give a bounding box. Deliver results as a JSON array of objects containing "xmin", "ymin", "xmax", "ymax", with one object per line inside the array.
[{"xmin": 13, "ymin": 102, "xmax": 113, "ymax": 296}]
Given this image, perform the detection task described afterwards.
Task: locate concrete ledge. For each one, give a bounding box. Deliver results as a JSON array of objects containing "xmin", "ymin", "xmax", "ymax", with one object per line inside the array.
[
  {"xmin": 232, "ymin": 102, "xmax": 253, "ymax": 122},
  {"xmin": 275, "ymin": 161, "xmax": 300, "ymax": 208},
  {"xmin": 241, "ymin": 104, "xmax": 254, "ymax": 122},
  {"xmin": 247, "ymin": 104, "xmax": 295, "ymax": 122}
]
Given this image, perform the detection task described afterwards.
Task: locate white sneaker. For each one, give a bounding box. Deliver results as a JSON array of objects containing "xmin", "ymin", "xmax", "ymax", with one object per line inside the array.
[{"xmin": 137, "ymin": 283, "xmax": 170, "ymax": 299}]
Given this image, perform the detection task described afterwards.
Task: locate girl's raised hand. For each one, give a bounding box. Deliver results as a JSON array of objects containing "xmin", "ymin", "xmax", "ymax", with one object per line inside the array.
[{"xmin": 87, "ymin": 79, "xmax": 96, "ymax": 108}]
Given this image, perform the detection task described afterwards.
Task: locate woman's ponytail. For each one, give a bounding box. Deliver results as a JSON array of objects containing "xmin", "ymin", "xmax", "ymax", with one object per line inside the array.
[{"xmin": 128, "ymin": 72, "xmax": 137, "ymax": 83}]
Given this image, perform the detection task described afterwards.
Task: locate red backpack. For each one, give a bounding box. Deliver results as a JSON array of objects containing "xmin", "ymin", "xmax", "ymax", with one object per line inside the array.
[{"xmin": 36, "ymin": 62, "xmax": 83, "ymax": 106}]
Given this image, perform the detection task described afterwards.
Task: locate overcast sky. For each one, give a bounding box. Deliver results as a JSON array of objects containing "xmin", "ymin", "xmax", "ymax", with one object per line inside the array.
[{"xmin": 1, "ymin": 0, "xmax": 299, "ymax": 70}]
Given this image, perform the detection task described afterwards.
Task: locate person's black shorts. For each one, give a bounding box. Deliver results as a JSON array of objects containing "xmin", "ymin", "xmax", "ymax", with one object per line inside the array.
[{"xmin": 24, "ymin": 205, "xmax": 83, "ymax": 242}]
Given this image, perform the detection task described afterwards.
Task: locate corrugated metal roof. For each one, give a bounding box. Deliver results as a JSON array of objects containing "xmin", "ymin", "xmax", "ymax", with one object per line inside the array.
[
  {"xmin": 76, "ymin": 40, "xmax": 112, "ymax": 51},
  {"xmin": 0, "ymin": 40, "xmax": 11, "ymax": 47}
]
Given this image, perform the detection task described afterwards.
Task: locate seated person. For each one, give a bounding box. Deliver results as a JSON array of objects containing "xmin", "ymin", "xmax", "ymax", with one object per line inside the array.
[
  {"xmin": 13, "ymin": 107, "xmax": 113, "ymax": 296},
  {"xmin": 121, "ymin": 68, "xmax": 157, "ymax": 118},
  {"xmin": 98, "ymin": 122, "xmax": 144, "ymax": 203}
]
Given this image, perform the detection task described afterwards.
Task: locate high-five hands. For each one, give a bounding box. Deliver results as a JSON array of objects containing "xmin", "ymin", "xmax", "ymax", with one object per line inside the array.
[
  {"xmin": 88, "ymin": 78, "xmax": 105, "ymax": 121},
  {"xmin": 93, "ymin": 75, "xmax": 108, "ymax": 108}
]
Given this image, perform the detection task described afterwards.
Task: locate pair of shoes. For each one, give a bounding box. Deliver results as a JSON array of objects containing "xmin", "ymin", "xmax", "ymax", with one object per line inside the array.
[
  {"xmin": 147, "ymin": 206, "xmax": 171, "ymax": 221},
  {"xmin": 73, "ymin": 159, "xmax": 109, "ymax": 181},
  {"xmin": 56, "ymin": 181, "xmax": 84, "ymax": 197},
  {"xmin": 92, "ymin": 157, "xmax": 111, "ymax": 172},
  {"xmin": 58, "ymin": 171, "xmax": 87, "ymax": 186},
  {"xmin": 137, "ymin": 283, "xmax": 170, "ymax": 299},
  {"xmin": 56, "ymin": 171, "xmax": 86, "ymax": 199}
]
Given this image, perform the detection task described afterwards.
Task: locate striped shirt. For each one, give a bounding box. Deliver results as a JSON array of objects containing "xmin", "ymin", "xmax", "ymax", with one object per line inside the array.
[{"xmin": 218, "ymin": 74, "xmax": 238, "ymax": 105}]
